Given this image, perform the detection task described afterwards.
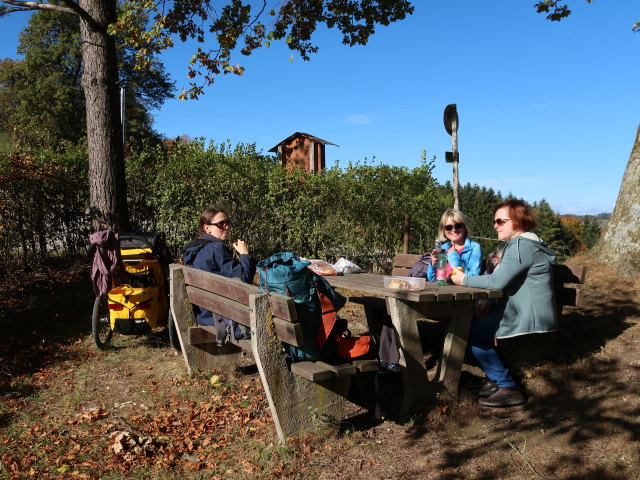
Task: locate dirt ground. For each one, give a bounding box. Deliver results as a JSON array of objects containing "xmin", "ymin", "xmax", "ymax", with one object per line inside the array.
[{"xmin": 1, "ymin": 252, "xmax": 639, "ymax": 480}]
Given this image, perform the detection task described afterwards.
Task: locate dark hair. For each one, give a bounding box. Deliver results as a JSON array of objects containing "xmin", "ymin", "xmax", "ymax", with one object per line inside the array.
[
  {"xmin": 494, "ymin": 199, "xmax": 536, "ymax": 232},
  {"xmin": 198, "ymin": 205, "xmax": 229, "ymax": 237}
]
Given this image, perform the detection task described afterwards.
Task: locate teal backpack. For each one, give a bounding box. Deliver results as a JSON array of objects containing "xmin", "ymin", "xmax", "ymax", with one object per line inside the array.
[{"xmin": 257, "ymin": 252, "xmax": 347, "ymax": 362}]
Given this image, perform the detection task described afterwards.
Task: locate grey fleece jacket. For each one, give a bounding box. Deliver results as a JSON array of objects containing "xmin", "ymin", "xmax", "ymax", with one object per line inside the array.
[{"xmin": 463, "ymin": 232, "xmax": 558, "ymax": 339}]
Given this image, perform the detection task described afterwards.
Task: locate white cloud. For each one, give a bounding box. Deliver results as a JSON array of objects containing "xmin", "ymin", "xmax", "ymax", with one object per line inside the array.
[{"xmin": 347, "ymin": 114, "xmax": 373, "ymax": 125}]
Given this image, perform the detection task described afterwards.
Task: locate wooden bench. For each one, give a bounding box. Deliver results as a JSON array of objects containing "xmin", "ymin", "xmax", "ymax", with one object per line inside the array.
[{"xmin": 169, "ymin": 264, "xmax": 378, "ymax": 442}]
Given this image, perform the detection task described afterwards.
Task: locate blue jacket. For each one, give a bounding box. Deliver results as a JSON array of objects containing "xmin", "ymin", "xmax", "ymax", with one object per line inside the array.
[
  {"xmin": 182, "ymin": 234, "xmax": 257, "ymax": 325},
  {"xmin": 426, "ymin": 238, "xmax": 482, "ymax": 282},
  {"xmin": 463, "ymin": 232, "xmax": 557, "ymax": 339}
]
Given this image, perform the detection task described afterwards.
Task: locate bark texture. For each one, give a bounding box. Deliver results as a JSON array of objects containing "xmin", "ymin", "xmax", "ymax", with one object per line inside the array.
[
  {"xmin": 598, "ymin": 125, "xmax": 640, "ymax": 276},
  {"xmin": 79, "ymin": 0, "xmax": 129, "ymax": 231}
]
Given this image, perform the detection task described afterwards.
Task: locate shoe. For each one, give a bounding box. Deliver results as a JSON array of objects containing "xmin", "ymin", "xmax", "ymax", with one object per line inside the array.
[
  {"xmin": 479, "ymin": 387, "xmax": 526, "ymax": 407},
  {"xmin": 478, "ymin": 379, "xmax": 498, "ymax": 398}
]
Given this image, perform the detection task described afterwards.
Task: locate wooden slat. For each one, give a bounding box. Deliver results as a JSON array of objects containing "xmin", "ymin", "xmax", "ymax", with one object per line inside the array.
[
  {"xmin": 329, "ymin": 273, "xmax": 501, "ymax": 302},
  {"xmin": 393, "ymin": 254, "xmax": 422, "ymax": 268},
  {"xmin": 553, "ymin": 264, "xmax": 587, "ymax": 285},
  {"xmin": 186, "ymin": 285, "xmax": 251, "ymax": 327},
  {"xmin": 228, "ymin": 337, "xmax": 253, "ymax": 352},
  {"xmin": 290, "ymin": 361, "xmax": 335, "ymax": 381},
  {"xmin": 315, "ymin": 361, "xmax": 357, "ymax": 377},
  {"xmin": 267, "ymin": 293, "xmax": 297, "ymax": 323},
  {"xmin": 179, "ymin": 265, "xmax": 297, "ymax": 322},
  {"xmin": 391, "ymin": 267, "xmax": 413, "ymax": 276},
  {"xmin": 188, "ymin": 326, "xmax": 217, "ymax": 345},
  {"xmin": 183, "ymin": 266, "xmax": 254, "ymax": 303},
  {"xmin": 272, "ymin": 318, "xmax": 304, "ymax": 346},
  {"xmin": 352, "ymin": 359, "xmax": 380, "ymax": 372}
]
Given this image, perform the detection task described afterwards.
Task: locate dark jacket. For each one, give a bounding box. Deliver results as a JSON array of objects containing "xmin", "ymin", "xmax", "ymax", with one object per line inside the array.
[{"xmin": 182, "ymin": 234, "xmax": 257, "ymax": 325}]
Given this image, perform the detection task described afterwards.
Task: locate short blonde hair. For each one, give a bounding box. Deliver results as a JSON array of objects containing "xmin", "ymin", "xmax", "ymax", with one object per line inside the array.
[{"xmin": 437, "ymin": 209, "xmax": 471, "ymax": 242}]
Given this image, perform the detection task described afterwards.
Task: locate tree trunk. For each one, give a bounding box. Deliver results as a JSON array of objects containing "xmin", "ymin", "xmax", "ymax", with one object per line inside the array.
[
  {"xmin": 598, "ymin": 125, "xmax": 640, "ymax": 276},
  {"xmin": 78, "ymin": 0, "xmax": 129, "ymax": 232}
]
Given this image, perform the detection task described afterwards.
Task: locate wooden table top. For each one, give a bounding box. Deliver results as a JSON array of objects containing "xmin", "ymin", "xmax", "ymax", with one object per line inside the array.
[{"xmin": 325, "ymin": 273, "xmax": 502, "ymax": 303}]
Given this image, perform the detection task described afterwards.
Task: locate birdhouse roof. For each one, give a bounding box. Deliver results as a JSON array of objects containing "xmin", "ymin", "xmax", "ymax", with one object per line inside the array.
[{"xmin": 268, "ymin": 132, "xmax": 338, "ymax": 152}]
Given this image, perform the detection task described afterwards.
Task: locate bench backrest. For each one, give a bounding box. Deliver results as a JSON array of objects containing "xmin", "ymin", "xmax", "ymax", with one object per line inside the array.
[
  {"xmin": 175, "ymin": 265, "xmax": 303, "ymax": 346},
  {"xmin": 391, "ymin": 254, "xmax": 421, "ymax": 276},
  {"xmin": 390, "ymin": 254, "xmax": 586, "ymax": 307}
]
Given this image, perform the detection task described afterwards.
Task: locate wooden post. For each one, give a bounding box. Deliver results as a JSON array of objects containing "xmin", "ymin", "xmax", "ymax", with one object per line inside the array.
[
  {"xmin": 444, "ymin": 104, "xmax": 460, "ymax": 210},
  {"xmin": 451, "ymin": 118, "xmax": 459, "ymax": 211},
  {"xmin": 403, "ymin": 214, "xmax": 411, "ymax": 254}
]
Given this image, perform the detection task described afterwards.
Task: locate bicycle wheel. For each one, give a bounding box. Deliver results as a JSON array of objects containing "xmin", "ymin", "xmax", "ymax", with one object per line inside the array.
[
  {"xmin": 92, "ymin": 294, "xmax": 113, "ymax": 348},
  {"xmin": 167, "ymin": 308, "xmax": 181, "ymax": 351}
]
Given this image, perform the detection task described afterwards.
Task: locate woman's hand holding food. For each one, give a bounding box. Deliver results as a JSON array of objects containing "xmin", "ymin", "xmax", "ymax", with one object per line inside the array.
[{"xmin": 233, "ymin": 239, "xmax": 249, "ymax": 255}]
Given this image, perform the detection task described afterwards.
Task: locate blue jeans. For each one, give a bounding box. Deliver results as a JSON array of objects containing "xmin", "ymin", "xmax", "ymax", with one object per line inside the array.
[{"xmin": 468, "ymin": 309, "xmax": 517, "ymax": 389}]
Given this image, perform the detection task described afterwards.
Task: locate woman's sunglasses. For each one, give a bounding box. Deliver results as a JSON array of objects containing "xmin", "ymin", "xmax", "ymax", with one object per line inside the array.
[
  {"xmin": 493, "ymin": 218, "xmax": 511, "ymax": 226},
  {"xmin": 208, "ymin": 220, "xmax": 230, "ymax": 229},
  {"xmin": 444, "ymin": 222, "xmax": 464, "ymax": 232}
]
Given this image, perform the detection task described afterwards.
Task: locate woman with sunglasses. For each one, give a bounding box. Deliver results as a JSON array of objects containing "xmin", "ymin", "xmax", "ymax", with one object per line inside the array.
[
  {"xmin": 451, "ymin": 199, "xmax": 557, "ymax": 407},
  {"xmin": 182, "ymin": 205, "xmax": 257, "ymax": 342},
  {"xmin": 426, "ymin": 209, "xmax": 482, "ymax": 282}
]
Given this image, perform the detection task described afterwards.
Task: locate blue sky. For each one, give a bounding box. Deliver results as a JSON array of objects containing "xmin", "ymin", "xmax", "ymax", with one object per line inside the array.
[{"xmin": 1, "ymin": 1, "xmax": 638, "ymax": 215}]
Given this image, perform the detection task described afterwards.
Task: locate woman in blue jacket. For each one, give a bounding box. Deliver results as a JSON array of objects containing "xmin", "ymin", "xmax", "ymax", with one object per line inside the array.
[
  {"xmin": 182, "ymin": 205, "xmax": 257, "ymax": 343},
  {"xmin": 426, "ymin": 209, "xmax": 482, "ymax": 282},
  {"xmin": 451, "ymin": 199, "xmax": 557, "ymax": 407}
]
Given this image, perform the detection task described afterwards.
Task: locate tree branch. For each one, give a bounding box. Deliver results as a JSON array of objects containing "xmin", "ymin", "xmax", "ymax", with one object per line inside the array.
[
  {"xmin": 59, "ymin": 0, "xmax": 102, "ymax": 31},
  {"xmin": 0, "ymin": 0, "xmax": 76, "ymax": 15}
]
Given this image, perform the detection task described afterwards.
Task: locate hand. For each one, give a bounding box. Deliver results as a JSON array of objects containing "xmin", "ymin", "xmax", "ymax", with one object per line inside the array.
[
  {"xmin": 450, "ymin": 267, "xmax": 465, "ymax": 285},
  {"xmin": 233, "ymin": 239, "xmax": 249, "ymax": 255},
  {"xmin": 430, "ymin": 249, "xmax": 439, "ymax": 265}
]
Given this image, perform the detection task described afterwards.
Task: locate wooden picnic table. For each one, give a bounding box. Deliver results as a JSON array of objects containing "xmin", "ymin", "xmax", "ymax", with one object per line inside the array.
[{"xmin": 325, "ymin": 272, "xmax": 502, "ymax": 417}]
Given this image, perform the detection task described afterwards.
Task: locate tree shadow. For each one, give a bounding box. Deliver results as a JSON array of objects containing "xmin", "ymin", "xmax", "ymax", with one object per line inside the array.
[{"xmin": 392, "ymin": 292, "xmax": 640, "ymax": 478}]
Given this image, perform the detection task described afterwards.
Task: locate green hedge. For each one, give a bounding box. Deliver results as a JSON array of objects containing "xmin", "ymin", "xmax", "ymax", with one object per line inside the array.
[{"xmin": 1, "ymin": 139, "xmax": 588, "ymax": 274}]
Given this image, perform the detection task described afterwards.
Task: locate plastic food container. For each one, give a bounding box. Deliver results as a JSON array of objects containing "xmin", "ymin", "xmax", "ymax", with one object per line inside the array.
[{"xmin": 383, "ymin": 276, "xmax": 425, "ymax": 291}]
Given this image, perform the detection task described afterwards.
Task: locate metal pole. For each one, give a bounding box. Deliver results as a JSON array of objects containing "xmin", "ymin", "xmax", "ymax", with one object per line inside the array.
[{"xmin": 120, "ymin": 86, "xmax": 126, "ymax": 147}]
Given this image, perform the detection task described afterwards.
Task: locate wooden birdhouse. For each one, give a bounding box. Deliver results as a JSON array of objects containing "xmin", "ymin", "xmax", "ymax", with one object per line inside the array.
[{"xmin": 268, "ymin": 132, "xmax": 338, "ymax": 172}]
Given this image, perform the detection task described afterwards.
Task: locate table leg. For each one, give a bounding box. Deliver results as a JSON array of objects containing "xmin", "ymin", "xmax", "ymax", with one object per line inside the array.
[
  {"xmin": 438, "ymin": 300, "xmax": 474, "ymax": 395},
  {"xmin": 386, "ymin": 297, "xmax": 434, "ymax": 418}
]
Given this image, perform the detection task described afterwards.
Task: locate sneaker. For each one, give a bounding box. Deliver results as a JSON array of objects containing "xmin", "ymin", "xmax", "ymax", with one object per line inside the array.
[
  {"xmin": 478, "ymin": 379, "xmax": 498, "ymax": 398},
  {"xmin": 479, "ymin": 387, "xmax": 526, "ymax": 407}
]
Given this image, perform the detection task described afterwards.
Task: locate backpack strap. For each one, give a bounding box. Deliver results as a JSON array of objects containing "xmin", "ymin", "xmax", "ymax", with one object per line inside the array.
[{"xmin": 315, "ymin": 282, "xmax": 339, "ymax": 348}]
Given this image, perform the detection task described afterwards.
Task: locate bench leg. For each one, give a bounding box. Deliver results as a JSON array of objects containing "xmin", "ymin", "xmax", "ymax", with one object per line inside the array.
[
  {"xmin": 386, "ymin": 298, "xmax": 435, "ymax": 419},
  {"xmin": 250, "ymin": 294, "xmax": 349, "ymax": 442},
  {"xmin": 170, "ymin": 266, "xmax": 242, "ymax": 374}
]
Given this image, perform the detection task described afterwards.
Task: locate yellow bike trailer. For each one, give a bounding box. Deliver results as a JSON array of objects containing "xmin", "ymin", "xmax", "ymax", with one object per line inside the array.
[{"xmin": 91, "ymin": 232, "xmax": 178, "ymax": 349}]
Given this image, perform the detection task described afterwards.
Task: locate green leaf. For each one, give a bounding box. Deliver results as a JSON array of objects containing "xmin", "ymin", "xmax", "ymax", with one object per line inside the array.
[
  {"xmin": 285, "ymin": 34, "xmax": 292, "ymax": 44},
  {"xmin": 267, "ymin": 31, "xmax": 275, "ymax": 41},
  {"xmin": 289, "ymin": 55, "xmax": 293, "ymax": 62}
]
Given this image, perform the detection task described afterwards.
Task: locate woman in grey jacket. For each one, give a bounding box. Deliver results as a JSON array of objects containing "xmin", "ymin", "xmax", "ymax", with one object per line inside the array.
[{"xmin": 451, "ymin": 199, "xmax": 557, "ymax": 407}]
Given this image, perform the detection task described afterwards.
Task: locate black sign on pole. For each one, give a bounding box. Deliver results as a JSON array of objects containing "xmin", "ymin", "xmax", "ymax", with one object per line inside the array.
[
  {"xmin": 445, "ymin": 152, "xmax": 459, "ymax": 163},
  {"xmin": 443, "ymin": 104, "xmax": 458, "ymax": 136},
  {"xmin": 443, "ymin": 104, "xmax": 460, "ymax": 210}
]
